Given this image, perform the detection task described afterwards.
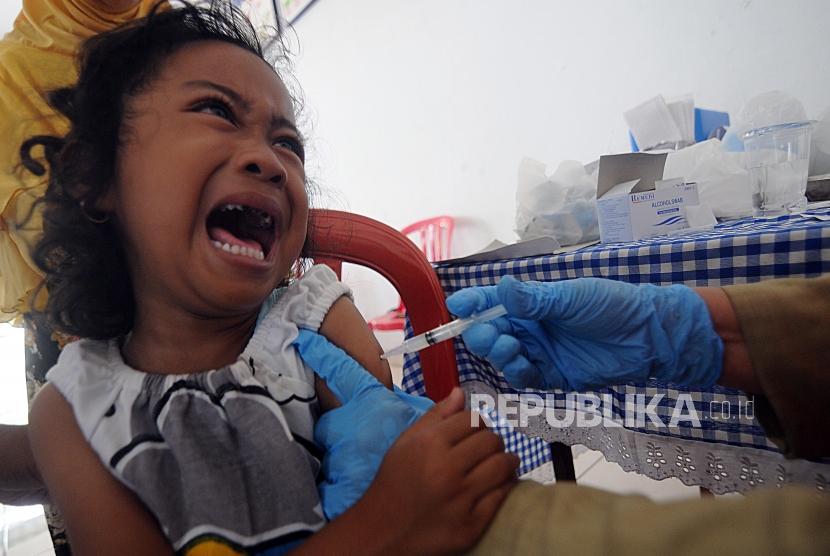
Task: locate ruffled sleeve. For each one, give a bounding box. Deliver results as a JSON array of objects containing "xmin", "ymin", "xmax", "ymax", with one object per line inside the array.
[
  {"xmin": 245, "ymin": 264, "xmax": 353, "ymax": 382},
  {"xmin": 275, "ymin": 264, "xmax": 353, "ymax": 331},
  {"xmin": 45, "ymin": 338, "xmax": 126, "ymax": 441},
  {"xmin": 242, "ymin": 264, "xmax": 353, "ymax": 440}
]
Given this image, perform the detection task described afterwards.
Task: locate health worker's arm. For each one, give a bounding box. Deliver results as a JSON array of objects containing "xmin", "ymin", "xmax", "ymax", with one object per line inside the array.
[
  {"xmin": 693, "ymin": 287, "xmax": 760, "ymax": 393},
  {"xmin": 449, "ymin": 275, "xmax": 830, "ymax": 459},
  {"xmin": 28, "ymin": 385, "xmax": 174, "ymax": 555},
  {"xmin": 721, "ymin": 275, "xmax": 830, "ymax": 459},
  {"xmin": 315, "ymin": 296, "xmax": 393, "ymax": 411}
]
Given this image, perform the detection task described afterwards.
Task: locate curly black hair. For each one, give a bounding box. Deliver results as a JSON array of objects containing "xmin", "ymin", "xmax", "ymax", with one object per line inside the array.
[{"xmin": 21, "ymin": 1, "xmax": 307, "ymax": 340}]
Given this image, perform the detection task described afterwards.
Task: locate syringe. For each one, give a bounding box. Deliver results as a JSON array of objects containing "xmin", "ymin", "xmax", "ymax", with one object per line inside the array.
[{"xmin": 380, "ymin": 304, "xmax": 507, "ymax": 360}]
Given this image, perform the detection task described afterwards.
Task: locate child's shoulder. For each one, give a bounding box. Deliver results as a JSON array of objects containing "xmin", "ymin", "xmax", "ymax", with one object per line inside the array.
[
  {"xmin": 258, "ymin": 264, "xmax": 352, "ymax": 334},
  {"xmin": 45, "ymin": 337, "xmax": 134, "ymax": 437},
  {"xmin": 46, "ymin": 337, "xmax": 126, "ymax": 386}
]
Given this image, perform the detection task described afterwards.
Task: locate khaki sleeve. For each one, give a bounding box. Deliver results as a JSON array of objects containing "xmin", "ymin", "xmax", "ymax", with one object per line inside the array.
[
  {"xmin": 723, "ymin": 275, "xmax": 830, "ymax": 459},
  {"xmin": 469, "ymin": 481, "xmax": 830, "ymax": 556}
]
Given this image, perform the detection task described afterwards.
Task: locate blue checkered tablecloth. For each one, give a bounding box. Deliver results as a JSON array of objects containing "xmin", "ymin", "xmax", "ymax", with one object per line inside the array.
[{"xmin": 401, "ymin": 209, "xmax": 830, "ymax": 476}]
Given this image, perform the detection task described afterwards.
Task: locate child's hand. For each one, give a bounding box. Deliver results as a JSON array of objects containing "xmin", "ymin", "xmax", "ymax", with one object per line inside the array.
[
  {"xmin": 293, "ymin": 330, "xmax": 517, "ymax": 555},
  {"xmin": 293, "ymin": 329, "xmax": 435, "ymax": 519},
  {"xmin": 361, "ymin": 388, "xmax": 519, "ymax": 555}
]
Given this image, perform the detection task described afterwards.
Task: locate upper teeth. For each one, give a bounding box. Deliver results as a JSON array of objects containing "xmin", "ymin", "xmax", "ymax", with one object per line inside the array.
[
  {"xmin": 219, "ymin": 204, "xmax": 273, "ymax": 227},
  {"xmin": 220, "ymin": 204, "xmax": 245, "ymax": 211}
]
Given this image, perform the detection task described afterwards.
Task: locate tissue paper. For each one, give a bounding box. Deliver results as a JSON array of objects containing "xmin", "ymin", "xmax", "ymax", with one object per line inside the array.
[
  {"xmin": 664, "ymin": 140, "xmax": 754, "ymax": 219},
  {"xmin": 624, "ymin": 95, "xmax": 683, "ymax": 152},
  {"xmin": 810, "ymin": 105, "xmax": 830, "ymax": 177},
  {"xmin": 515, "ymin": 158, "xmax": 600, "ymax": 246}
]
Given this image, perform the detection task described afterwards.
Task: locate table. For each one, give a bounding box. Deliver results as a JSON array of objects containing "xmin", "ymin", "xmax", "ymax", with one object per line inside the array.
[{"xmin": 402, "ymin": 208, "xmax": 830, "ymax": 494}]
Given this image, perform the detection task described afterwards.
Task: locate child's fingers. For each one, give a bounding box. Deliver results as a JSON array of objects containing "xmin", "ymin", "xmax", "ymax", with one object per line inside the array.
[
  {"xmin": 435, "ymin": 387, "xmax": 465, "ymax": 418},
  {"xmin": 407, "ymin": 389, "xmax": 494, "ymax": 449},
  {"xmin": 429, "ymin": 410, "xmax": 489, "ymax": 447},
  {"xmin": 462, "ymin": 452, "xmax": 520, "ymax": 496},
  {"xmin": 408, "ymin": 387, "xmax": 466, "ymax": 434},
  {"xmin": 452, "ymin": 429, "xmax": 506, "ymax": 473}
]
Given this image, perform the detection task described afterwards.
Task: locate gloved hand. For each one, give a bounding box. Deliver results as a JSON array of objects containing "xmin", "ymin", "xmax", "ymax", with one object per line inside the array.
[
  {"xmin": 445, "ymin": 276, "xmax": 723, "ymax": 391},
  {"xmin": 292, "ymin": 329, "xmax": 434, "ymax": 520}
]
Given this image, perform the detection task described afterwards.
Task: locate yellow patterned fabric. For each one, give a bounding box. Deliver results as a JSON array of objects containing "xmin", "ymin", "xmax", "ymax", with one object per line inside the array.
[{"xmin": 0, "ymin": 0, "xmax": 166, "ymax": 323}]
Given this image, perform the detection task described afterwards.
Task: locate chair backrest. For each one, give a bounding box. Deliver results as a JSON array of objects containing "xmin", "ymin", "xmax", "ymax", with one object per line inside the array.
[
  {"xmin": 400, "ymin": 216, "xmax": 455, "ymax": 262},
  {"xmin": 307, "ymin": 209, "xmax": 460, "ymax": 401}
]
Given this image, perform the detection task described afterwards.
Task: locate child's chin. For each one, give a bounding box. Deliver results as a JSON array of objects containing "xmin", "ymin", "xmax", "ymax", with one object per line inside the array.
[{"xmin": 208, "ymin": 285, "xmax": 274, "ymax": 313}]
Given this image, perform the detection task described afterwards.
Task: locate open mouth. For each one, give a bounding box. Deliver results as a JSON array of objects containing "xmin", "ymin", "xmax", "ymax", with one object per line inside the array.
[{"xmin": 206, "ymin": 203, "xmax": 276, "ymax": 261}]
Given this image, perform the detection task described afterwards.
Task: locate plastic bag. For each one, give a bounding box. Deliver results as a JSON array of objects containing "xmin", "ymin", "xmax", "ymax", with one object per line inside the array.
[
  {"xmin": 810, "ymin": 105, "xmax": 830, "ymax": 177},
  {"xmin": 737, "ymin": 90, "xmax": 807, "ymax": 135},
  {"xmin": 515, "ymin": 158, "xmax": 599, "ymax": 246}
]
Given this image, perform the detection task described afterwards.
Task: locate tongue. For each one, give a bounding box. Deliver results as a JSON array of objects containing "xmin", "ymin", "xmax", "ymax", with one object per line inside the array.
[{"xmin": 208, "ymin": 227, "xmax": 263, "ymax": 253}]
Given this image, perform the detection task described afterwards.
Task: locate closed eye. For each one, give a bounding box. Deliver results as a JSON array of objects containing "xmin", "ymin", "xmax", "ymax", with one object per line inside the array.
[
  {"xmin": 273, "ymin": 136, "xmax": 305, "ymax": 162},
  {"xmin": 192, "ymin": 96, "xmax": 236, "ymax": 124}
]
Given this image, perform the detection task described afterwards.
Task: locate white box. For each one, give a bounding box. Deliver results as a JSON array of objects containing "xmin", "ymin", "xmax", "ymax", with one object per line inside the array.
[{"xmin": 596, "ymin": 153, "xmax": 701, "ymax": 243}]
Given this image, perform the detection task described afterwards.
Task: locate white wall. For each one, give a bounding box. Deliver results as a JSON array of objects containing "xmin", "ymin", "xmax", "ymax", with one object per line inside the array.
[
  {"xmin": 0, "ymin": 2, "xmax": 20, "ymax": 33},
  {"xmin": 289, "ymin": 0, "xmax": 830, "ymax": 324},
  {"xmin": 4, "ymin": 1, "xmax": 829, "ymax": 334}
]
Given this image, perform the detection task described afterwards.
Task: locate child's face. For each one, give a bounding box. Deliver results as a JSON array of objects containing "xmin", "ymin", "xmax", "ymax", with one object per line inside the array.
[{"xmin": 109, "ymin": 41, "xmax": 308, "ymax": 318}]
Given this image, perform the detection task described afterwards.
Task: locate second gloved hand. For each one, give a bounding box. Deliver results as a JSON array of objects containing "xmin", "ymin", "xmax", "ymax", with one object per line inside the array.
[
  {"xmin": 445, "ymin": 276, "xmax": 723, "ymax": 391},
  {"xmin": 293, "ymin": 329, "xmax": 434, "ymax": 520}
]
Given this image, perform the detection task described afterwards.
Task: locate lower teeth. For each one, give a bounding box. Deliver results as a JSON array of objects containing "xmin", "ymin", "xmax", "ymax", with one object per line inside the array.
[{"xmin": 212, "ymin": 240, "xmax": 264, "ymax": 260}]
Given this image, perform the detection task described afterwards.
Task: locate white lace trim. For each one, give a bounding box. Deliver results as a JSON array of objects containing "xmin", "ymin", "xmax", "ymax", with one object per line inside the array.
[{"xmin": 465, "ymin": 382, "xmax": 830, "ymax": 495}]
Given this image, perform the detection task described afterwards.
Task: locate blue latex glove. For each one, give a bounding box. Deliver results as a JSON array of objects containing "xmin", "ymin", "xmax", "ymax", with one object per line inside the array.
[
  {"xmin": 445, "ymin": 276, "xmax": 723, "ymax": 391},
  {"xmin": 292, "ymin": 329, "xmax": 434, "ymax": 520}
]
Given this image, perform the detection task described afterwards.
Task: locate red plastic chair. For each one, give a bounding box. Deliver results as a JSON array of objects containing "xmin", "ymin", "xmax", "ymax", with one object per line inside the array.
[
  {"xmin": 367, "ymin": 216, "xmax": 455, "ymax": 332},
  {"xmin": 307, "ymin": 209, "xmax": 459, "ymax": 401},
  {"xmin": 307, "ymin": 210, "xmax": 576, "ymax": 481}
]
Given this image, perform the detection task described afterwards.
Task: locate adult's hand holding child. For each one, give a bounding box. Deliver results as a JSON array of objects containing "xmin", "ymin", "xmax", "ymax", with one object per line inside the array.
[
  {"xmin": 293, "ymin": 329, "xmax": 433, "ymax": 519},
  {"xmin": 358, "ymin": 387, "xmax": 519, "ymax": 555},
  {"xmin": 294, "ymin": 330, "xmax": 518, "ymax": 554}
]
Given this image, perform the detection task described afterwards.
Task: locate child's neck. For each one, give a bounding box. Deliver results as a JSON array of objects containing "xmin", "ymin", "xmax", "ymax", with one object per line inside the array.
[{"xmin": 121, "ymin": 307, "xmax": 259, "ymax": 375}]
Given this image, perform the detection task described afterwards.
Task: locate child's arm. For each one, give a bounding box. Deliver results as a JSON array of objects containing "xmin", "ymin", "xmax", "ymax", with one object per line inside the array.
[
  {"xmin": 316, "ymin": 296, "xmax": 393, "ymax": 411},
  {"xmin": 28, "ymin": 384, "xmax": 175, "ymax": 555},
  {"xmin": 293, "ymin": 389, "xmax": 518, "ymax": 555}
]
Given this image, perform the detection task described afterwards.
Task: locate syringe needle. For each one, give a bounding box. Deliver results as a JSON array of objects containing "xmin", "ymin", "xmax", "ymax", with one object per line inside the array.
[{"xmin": 380, "ymin": 304, "xmax": 507, "ymax": 359}]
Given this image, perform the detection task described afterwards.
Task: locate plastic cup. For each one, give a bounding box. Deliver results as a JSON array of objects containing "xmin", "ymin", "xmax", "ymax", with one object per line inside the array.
[{"xmin": 743, "ymin": 121, "xmax": 813, "ymax": 215}]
